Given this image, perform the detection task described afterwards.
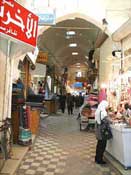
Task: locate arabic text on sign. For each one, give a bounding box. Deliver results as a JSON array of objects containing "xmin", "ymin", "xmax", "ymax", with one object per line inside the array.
[{"xmin": 0, "ymin": 0, "xmax": 38, "ymax": 47}]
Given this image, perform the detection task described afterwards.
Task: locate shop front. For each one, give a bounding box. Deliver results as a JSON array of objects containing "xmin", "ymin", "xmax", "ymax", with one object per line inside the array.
[
  {"xmin": 44, "ymin": 70, "xmax": 59, "ymax": 114},
  {"xmin": 101, "ymin": 21, "xmax": 131, "ymax": 170},
  {"xmin": 0, "ymin": 0, "xmax": 39, "ymax": 169},
  {"xmin": 106, "ymin": 124, "xmax": 131, "ymax": 169}
]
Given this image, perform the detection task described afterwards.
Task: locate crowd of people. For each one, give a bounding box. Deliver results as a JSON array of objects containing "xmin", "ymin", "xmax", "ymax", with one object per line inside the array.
[
  {"xmin": 16, "ymin": 78, "xmax": 131, "ymax": 166},
  {"xmin": 58, "ymin": 91, "xmax": 131, "ymax": 166},
  {"xmin": 59, "ymin": 92, "xmax": 84, "ymax": 115}
]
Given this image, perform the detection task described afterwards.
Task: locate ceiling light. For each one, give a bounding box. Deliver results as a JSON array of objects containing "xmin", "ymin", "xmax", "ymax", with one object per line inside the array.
[
  {"xmin": 69, "ymin": 43, "xmax": 77, "ymax": 47},
  {"xmin": 76, "ymin": 63, "xmax": 80, "ymax": 65},
  {"xmin": 66, "ymin": 31, "xmax": 76, "ymax": 36},
  {"xmin": 72, "ymin": 52, "xmax": 78, "ymax": 55},
  {"xmin": 85, "ymin": 56, "xmax": 89, "ymax": 59}
]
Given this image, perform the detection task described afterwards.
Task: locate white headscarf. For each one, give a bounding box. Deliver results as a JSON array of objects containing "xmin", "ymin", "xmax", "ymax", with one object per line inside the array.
[{"xmin": 95, "ymin": 100, "xmax": 109, "ymax": 124}]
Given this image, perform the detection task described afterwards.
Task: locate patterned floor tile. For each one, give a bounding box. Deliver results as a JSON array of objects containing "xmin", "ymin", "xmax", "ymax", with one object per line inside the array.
[{"xmin": 16, "ymin": 110, "xmax": 121, "ymax": 175}]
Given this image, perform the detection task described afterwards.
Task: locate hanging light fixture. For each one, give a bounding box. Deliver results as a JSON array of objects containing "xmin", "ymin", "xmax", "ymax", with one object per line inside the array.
[
  {"xmin": 69, "ymin": 43, "xmax": 77, "ymax": 47},
  {"xmin": 72, "ymin": 52, "xmax": 78, "ymax": 55}
]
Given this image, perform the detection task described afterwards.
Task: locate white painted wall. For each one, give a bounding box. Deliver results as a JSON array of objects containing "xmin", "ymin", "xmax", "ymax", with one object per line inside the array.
[
  {"xmin": 0, "ymin": 38, "xmax": 13, "ymax": 122},
  {"xmin": 99, "ymin": 37, "xmax": 113, "ymax": 87},
  {"xmin": 0, "ymin": 34, "xmax": 33, "ymax": 123},
  {"xmin": 30, "ymin": 63, "xmax": 46, "ymax": 77},
  {"xmin": 0, "ymin": 38, "xmax": 8, "ymax": 121},
  {"xmin": 27, "ymin": 0, "xmax": 131, "ymax": 34},
  {"xmin": 123, "ymin": 34, "xmax": 131, "ymax": 51}
]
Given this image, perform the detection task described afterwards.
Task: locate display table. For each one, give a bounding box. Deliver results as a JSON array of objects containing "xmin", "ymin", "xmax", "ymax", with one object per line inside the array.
[
  {"xmin": 30, "ymin": 108, "xmax": 40, "ymax": 134},
  {"xmin": 25, "ymin": 103, "xmax": 41, "ymax": 134},
  {"xmin": 45, "ymin": 99, "xmax": 58, "ymax": 114},
  {"xmin": 106, "ymin": 124, "xmax": 131, "ymax": 169}
]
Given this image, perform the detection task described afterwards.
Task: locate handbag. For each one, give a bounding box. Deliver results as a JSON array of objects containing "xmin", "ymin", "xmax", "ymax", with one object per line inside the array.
[{"xmin": 100, "ymin": 112, "xmax": 113, "ymax": 140}]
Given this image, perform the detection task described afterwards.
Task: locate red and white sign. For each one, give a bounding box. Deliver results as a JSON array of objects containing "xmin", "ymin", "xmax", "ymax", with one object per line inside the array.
[{"xmin": 0, "ymin": 0, "xmax": 39, "ymax": 47}]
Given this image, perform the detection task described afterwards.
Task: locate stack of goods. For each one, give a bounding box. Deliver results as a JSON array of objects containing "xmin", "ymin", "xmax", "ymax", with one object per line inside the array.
[
  {"xmin": 80, "ymin": 93, "xmax": 98, "ymax": 131},
  {"xmin": 18, "ymin": 105, "xmax": 32, "ymax": 146},
  {"xmin": 87, "ymin": 93, "xmax": 98, "ymax": 118},
  {"xmin": 29, "ymin": 108, "xmax": 40, "ymax": 134}
]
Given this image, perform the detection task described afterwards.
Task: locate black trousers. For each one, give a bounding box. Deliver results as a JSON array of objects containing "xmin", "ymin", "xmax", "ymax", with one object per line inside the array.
[
  {"xmin": 61, "ymin": 107, "xmax": 65, "ymax": 113},
  {"xmin": 67, "ymin": 106, "xmax": 73, "ymax": 115},
  {"xmin": 95, "ymin": 139, "xmax": 107, "ymax": 162}
]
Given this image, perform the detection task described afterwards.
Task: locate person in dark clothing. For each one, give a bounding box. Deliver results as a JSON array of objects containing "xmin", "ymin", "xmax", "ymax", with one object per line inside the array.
[
  {"xmin": 66, "ymin": 93, "xmax": 74, "ymax": 115},
  {"xmin": 78, "ymin": 93, "xmax": 84, "ymax": 107},
  {"xmin": 59, "ymin": 94, "xmax": 66, "ymax": 113},
  {"xmin": 74, "ymin": 95, "xmax": 79, "ymax": 109},
  {"xmin": 38, "ymin": 83, "xmax": 44, "ymax": 94},
  {"xmin": 95, "ymin": 100, "xmax": 111, "ymax": 164},
  {"xmin": 17, "ymin": 78, "xmax": 24, "ymax": 90}
]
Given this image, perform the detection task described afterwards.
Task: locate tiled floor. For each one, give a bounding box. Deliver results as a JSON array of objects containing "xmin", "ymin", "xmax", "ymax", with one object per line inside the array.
[{"xmin": 16, "ymin": 110, "xmax": 121, "ymax": 175}]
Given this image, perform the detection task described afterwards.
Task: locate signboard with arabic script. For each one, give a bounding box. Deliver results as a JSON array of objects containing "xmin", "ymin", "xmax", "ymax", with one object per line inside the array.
[
  {"xmin": 37, "ymin": 8, "xmax": 56, "ymax": 25},
  {"xmin": 38, "ymin": 13, "xmax": 56, "ymax": 25},
  {"xmin": 36, "ymin": 51, "xmax": 48, "ymax": 64},
  {"xmin": 0, "ymin": 0, "xmax": 39, "ymax": 47}
]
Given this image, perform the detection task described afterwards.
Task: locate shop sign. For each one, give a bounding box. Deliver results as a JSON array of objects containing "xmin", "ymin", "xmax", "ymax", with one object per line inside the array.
[
  {"xmin": 37, "ymin": 8, "xmax": 56, "ymax": 25},
  {"xmin": 0, "ymin": 0, "xmax": 39, "ymax": 47},
  {"xmin": 36, "ymin": 51, "xmax": 48, "ymax": 64},
  {"xmin": 74, "ymin": 82, "xmax": 83, "ymax": 88}
]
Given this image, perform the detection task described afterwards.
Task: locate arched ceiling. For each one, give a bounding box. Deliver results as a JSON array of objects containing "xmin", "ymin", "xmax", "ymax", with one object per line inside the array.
[
  {"xmin": 37, "ymin": 15, "xmax": 109, "ymax": 87},
  {"xmin": 38, "ymin": 17, "xmax": 108, "ymax": 75}
]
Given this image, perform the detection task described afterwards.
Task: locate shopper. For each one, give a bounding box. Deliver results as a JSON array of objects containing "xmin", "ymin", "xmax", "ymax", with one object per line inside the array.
[
  {"xmin": 17, "ymin": 78, "xmax": 24, "ymax": 90},
  {"xmin": 66, "ymin": 93, "xmax": 74, "ymax": 115},
  {"xmin": 95, "ymin": 100, "xmax": 110, "ymax": 164},
  {"xmin": 59, "ymin": 93, "xmax": 66, "ymax": 113},
  {"xmin": 38, "ymin": 83, "xmax": 44, "ymax": 94},
  {"xmin": 78, "ymin": 93, "xmax": 84, "ymax": 107},
  {"xmin": 74, "ymin": 95, "xmax": 79, "ymax": 109},
  {"xmin": 28, "ymin": 82, "xmax": 35, "ymax": 95},
  {"xmin": 124, "ymin": 103, "xmax": 131, "ymax": 117}
]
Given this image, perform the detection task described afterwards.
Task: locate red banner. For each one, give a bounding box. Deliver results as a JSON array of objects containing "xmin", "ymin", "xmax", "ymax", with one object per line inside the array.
[{"xmin": 0, "ymin": 0, "xmax": 38, "ymax": 47}]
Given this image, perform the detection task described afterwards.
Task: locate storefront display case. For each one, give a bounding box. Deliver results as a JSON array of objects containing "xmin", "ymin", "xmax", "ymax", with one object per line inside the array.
[{"xmin": 106, "ymin": 123, "xmax": 131, "ymax": 169}]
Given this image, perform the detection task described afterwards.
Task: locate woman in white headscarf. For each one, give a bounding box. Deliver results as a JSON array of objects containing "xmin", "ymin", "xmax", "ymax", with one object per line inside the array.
[{"xmin": 95, "ymin": 100, "xmax": 110, "ymax": 164}]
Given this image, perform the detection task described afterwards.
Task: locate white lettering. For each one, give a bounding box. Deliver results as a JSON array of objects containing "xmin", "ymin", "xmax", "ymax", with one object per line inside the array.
[
  {"xmin": 0, "ymin": 26, "xmax": 6, "ymax": 31},
  {"xmin": 0, "ymin": 6, "xmax": 4, "ymax": 17},
  {"xmin": 5, "ymin": 27, "xmax": 17, "ymax": 36},
  {"xmin": 2, "ymin": 10, "xmax": 25, "ymax": 31},
  {"xmin": 15, "ymin": 9, "xmax": 25, "ymax": 31},
  {"xmin": 26, "ymin": 13, "xmax": 34, "ymax": 39},
  {"xmin": 2, "ymin": 0, "xmax": 14, "ymax": 8}
]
